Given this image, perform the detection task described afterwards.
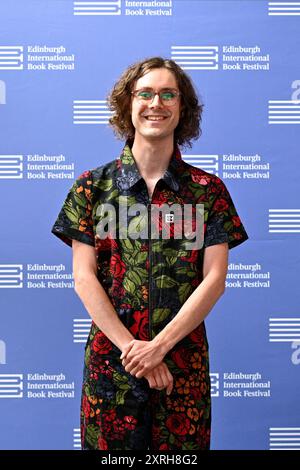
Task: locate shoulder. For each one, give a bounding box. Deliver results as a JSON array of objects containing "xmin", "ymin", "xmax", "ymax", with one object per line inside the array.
[
  {"xmin": 73, "ymin": 159, "xmax": 119, "ymax": 202},
  {"xmin": 76, "ymin": 158, "xmax": 116, "ymax": 183},
  {"xmin": 182, "ymin": 160, "xmax": 226, "ymax": 192}
]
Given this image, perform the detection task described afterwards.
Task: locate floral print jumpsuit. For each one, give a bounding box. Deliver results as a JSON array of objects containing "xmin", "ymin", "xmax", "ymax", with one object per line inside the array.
[{"xmin": 51, "ymin": 139, "xmax": 249, "ymax": 450}]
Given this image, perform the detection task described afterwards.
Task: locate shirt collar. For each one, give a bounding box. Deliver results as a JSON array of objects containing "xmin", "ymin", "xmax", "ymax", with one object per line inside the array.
[{"xmin": 116, "ymin": 139, "xmax": 183, "ymax": 193}]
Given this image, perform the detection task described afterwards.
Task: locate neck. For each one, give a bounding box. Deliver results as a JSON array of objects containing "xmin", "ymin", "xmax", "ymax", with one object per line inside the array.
[{"xmin": 130, "ymin": 134, "xmax": 175, "ymax": 179}]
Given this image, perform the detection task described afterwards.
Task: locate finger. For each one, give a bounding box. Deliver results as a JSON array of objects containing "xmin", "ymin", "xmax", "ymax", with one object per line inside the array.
[
  {"xmin": 160, "ymin": 364, "xmax": 173, "ymax": 395},
  {"xmin": 152, "ymin": 368, "xmax": 164, "ymax": 389},
  {"xmin": 135, "ymin": 371, "xmax": 145, "ymax": 379},
  {"xmin": 166, "ymin": 369, "xmax": 174, "ymax": 395},
  {"xmin": 120, "ymin": 345, "xmax": 131, "ymax": 360},
  {"xmin": 127, "ymin": 363, "xmax": 144, "ymax": 376},
  {"xmin": 133, "ymin": 365, "xmax": 147, "ymax": 378},
  {"xmin": 166, "ymin": 380, "xmax": 173, "ymax": 395},
  {"xmin": 121, "ymin": 357, "xmax": 131, "ymax": 368},
  {"xmin": 125, "ymin": 357, "xmax": 140, "ymax": 370},
  {"xmin": 146, "ymin": 374, "xmax": 155, "ymax": 389},
  {"xmin": 122, "ymin": 350, "xmax": 136, "ymax": 364},
  {"xmin": 135, "ymin": 369, "xmax": 147, "ymax": 379},
  {"xmin": 120, "ymin": 341, "xmax": 134, "ymax": 360},
  {"xmin": 146, "ymin": 372, "xmax": 159, "ymax": 389}
]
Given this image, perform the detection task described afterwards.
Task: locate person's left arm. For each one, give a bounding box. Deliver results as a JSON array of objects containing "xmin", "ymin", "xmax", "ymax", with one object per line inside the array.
[{"xmin": 121, "ymin": 242, "xmax": 228, "ymax": 378}]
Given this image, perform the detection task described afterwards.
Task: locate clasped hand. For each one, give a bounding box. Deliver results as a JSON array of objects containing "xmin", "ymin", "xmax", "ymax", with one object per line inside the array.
[
  {"xmin": 120, "ymin": 339, "xmax": 173, "ymax": 395},
  {"xmin": 120, "ymin": 339, "xmax": 165, "ymax": 378}
]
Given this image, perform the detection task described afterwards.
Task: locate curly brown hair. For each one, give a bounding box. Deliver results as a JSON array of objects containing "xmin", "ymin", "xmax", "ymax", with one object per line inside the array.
[{"xmin": 106, "ymin": 56, "xmax": 204, "ymax": 149}]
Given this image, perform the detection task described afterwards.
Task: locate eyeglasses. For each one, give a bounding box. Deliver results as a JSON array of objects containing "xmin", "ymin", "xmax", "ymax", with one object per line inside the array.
[{"xmin": 131, "ymin": 88, "xmax": 181, "ymax": 106}]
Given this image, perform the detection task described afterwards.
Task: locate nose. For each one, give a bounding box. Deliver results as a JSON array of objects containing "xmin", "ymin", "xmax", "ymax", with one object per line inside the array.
[{"xmin": 149, "ymin": 93, "xmax": 164, "ymax": 107}]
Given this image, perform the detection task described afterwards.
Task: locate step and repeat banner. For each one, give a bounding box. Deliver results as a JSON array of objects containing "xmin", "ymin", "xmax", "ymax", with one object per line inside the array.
[{"xmin": 0, "ymin": 0, "xmax": 299, "ymax": 450}]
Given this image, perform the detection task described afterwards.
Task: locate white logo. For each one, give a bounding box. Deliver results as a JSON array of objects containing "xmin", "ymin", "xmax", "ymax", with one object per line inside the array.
[
  {"xmin": 172, "ymin": 45, "xmax": 270, "ymax": 72},
  {"xmin": 268, "ymin": 210, "xmax": 300, "ymax": 233},
  {"xmin": 73, "ymin": 1, "xmax": 172, "ymax": 17},
  {"xmin": 73, "ymin": 428, "xmax": 81, "ymax": 449},
  {"xmin": 0, "ymin": 155, "xmax": 23, "ymax": 179},
  {"xmin": 165, "ymin": 213, "xmax": 174, "ymax": 223},
  {"xmin": 171, "ymin": 45, "xmax": 218, "ymax": 70},
  {"xmin": 269, "ymin": 317, "xmax": 300, "ymax": 342},
  {"xmin": 268, "ymin": 2, "xmax": 300, "ymax": 16},
  {"xmin": 73, "ymin": 318, "xmax": 91, "ymax": 343},
  {"xmin": 0, "ymin": 46, "xmax": 23, "ymax": 70},
  {"xmin": 73, "ymin": 0, "xmax": 121, "ymax": 16},
  {"xmin": 0, "ymin": 265, "xmax": 23, "ymax": 288},
  {"xmin": 210, "ymin": 373, "xmax": 219, "ymax": 397},
  {"xmin": 269, "ymin": 427, "xmax": 300, "ymax": 450},
  {"xmin": 268, "ymin": 99, "xmax": 300, "ymax": 124},
  {"xmin": 73, "ymin": 100, "xmax": 113, "ymax": 125},
  {"xmin": 183, "ymin": 154, "xmax": 219, "ymax": 176},
  {"xmin": 0, "ymin": 374, "xmax": 23, "ymax": 398}
]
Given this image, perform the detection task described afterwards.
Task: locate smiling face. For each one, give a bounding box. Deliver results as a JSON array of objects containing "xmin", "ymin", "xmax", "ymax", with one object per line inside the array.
[{"xmin": 130, "ymin": 67, "xmax": 182, "ymax": 144}]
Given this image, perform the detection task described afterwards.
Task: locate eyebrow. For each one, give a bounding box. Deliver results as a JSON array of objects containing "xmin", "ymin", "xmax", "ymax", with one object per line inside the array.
[{"xmin": 137, "ymin": 87, "xmax": 177, "ymax": 91}]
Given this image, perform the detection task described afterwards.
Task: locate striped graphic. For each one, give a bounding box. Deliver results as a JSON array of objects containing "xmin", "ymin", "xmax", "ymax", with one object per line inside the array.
[
  {"xmin": 268, "ymin": 2, "xmax": 300, "ymax": 16},
  {"xmin": 73, "ymin": 318, "xmax": 91, "ymax": 343},
  {"xmin": 171, "ymin": 46, "xmax": 218, "ymax": 70},
  {"xmin": 73, "ymin": 100, "xmax": 113, "ymax": 124},
  {"xmin": 268, "ymin": 100, "xmax": 300, "ymax": 124},
  {"xmin": 73, "ymin": 428, "xmax": 81, "ymax": 449},
  {"xmin": 269, "ymin": 428, "xmax": 300, "ymax": 449},
  {"xmin": 268, "ymin": 209, "xmax": 300, "ymax": 233},
  {"xmin": 0, "ymin": 46, "xmax": 23, "ymax": 70},
  {"xmin": 0, "ymin": 374, "xmax": 23, "ymax": 398},
  {"xmin": 0, "ymin": 265, "xmax": 23, "ymax": 288},
  {"xmin": 269, "ymin": 318, "xmax": 300, "ymax": 342},
  {"xmin": 0, "ymin": 155, "xmax": 23, "ymax": 179},
  {"xmin": 73, "ymin": 0, "xmax": 121, "ymax": 15},
  {"xmin": 183, "ymin": 154, "xmax": 219, "ymax": 176}
]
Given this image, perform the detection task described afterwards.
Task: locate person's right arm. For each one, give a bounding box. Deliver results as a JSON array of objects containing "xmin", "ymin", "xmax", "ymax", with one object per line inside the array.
[{"xmin": 72, "ymin": 239, "xmax": 173, "ymax": 395}]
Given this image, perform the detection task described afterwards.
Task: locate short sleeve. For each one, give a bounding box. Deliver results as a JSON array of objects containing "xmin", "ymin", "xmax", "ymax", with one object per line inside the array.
[
  {"xmin": 51, "ymin": 170, "xmax": 95, "ymax": 247},
  {"xmin": 204, "ymin": 178, "xmax": 249, "ymax": 250}
]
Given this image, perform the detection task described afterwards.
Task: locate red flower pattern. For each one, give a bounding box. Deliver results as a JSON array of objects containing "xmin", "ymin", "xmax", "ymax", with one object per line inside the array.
[{"xmin": 51, "ymin": 139, "xmax": 248, "ymax": 450}]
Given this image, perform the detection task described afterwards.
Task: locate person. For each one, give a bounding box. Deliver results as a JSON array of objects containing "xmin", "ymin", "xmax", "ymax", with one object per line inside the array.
[{"xmin": 51, "ymin": 56, "xmax": 249, "ymax": 450}]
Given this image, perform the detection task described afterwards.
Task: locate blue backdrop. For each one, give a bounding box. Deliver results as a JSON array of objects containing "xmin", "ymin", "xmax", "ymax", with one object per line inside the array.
[{"xmin": 0, "ymin": 0, "xmax": 300, "ymax": 450}]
